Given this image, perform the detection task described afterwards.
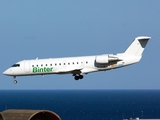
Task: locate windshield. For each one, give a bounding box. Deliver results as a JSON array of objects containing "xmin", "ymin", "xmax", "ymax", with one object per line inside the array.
[{"xmin": 11, "ymin": 64, "xmax": 20, "ymax": 67}]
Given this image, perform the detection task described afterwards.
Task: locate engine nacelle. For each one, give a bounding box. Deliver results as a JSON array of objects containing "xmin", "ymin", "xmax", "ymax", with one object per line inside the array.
[
  {"xmin": 96, "ymin": 55, "xmax": 109, "ymax": 64},
  {"xmin": 96, "ymin": 55, "xmax": 121, "ymax": 64}
]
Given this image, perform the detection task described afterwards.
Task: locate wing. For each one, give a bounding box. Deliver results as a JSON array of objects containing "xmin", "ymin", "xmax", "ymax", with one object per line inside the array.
[{"xmin": 57, "ymin": 68, "xmax": 82, "ymax": 75}]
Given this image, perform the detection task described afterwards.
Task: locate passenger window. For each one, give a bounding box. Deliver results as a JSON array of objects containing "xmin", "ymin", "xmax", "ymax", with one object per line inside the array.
[
  {"xmin": 41, "ymin": 64, "xmax": 43, "ymax": 67},
  {"xmin": 50, "ymin": 64, "xmax": 52, "ymax": 66},
  {"xmin": 59, "ymin": 63, "xmax": 61, "ymax": 65},
  {"xmin": 55, "ymin": 63, "xmax": 57, "ymax": 66},
  {"xmin": 37, "ymin": 65, "xmax": 38, "ymax": 67},
  {"xmin": 77, "ymin": 62, "xmax": 78, "ymax": 64},
  {"xmin": 32, "ymin": 65, "xmax": 34, "ymax": 67},
  {"xmin": 86, "ymin": 61, "xmax": 88, "ymax": 64},
  {"xmin": 68, "ymin": 63, "xmax": 70, "ymax": 65},
  {"xmin": 46, "ymin": 64, "xmax": 47, "ymax": 66}
]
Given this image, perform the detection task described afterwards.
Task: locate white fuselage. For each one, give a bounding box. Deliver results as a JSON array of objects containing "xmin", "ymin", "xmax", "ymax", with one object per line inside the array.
[
  {"xmin": 3, "ymin": 54, "xmax": 141, "ymax": 76},
  {"xmin": 3, "ymin": 36, "xmax": 150, "ymax": 83}
]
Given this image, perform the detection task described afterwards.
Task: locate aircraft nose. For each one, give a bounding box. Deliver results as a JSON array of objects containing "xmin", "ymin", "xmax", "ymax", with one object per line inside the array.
[
  {"xmin": 3, "ymin": 70, "xmax": 9, "ymax": 75},
  {"xmin": 3, "ymin": 69, "xmax": 13, "ymax": 76}
]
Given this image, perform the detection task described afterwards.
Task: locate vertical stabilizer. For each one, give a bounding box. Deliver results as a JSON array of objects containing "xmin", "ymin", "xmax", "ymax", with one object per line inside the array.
[{"xmin": 124, "ymin": 36, "xmax": 151, "ymax": 56}]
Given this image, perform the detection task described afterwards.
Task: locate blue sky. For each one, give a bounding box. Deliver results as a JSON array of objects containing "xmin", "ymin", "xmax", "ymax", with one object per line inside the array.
[{"xmin": 0, "ymin": 0, "xmax": 159, "ymax": 90}]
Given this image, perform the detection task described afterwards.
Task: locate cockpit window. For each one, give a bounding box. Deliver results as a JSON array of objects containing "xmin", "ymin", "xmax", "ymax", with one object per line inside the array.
[{"xmin": 11, "ymin": 64, "xmax": 20, "ymax": 67}]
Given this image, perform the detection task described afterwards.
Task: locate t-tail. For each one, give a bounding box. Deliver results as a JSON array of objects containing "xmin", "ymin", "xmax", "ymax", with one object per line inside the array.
[{"xmin": 124, "ymin": 36, "xmax": 151, "ymax": 56}]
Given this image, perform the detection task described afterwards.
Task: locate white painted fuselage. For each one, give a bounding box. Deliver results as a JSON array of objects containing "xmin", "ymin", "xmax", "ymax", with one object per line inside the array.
[{"xmin": 3, "ymin": 36, "xmax": 151, "ymax": 83}]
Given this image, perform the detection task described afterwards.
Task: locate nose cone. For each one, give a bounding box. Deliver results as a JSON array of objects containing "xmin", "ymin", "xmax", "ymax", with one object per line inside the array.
[{"xmin": 3, "ymin": 68, "xmax": 13, "ymax": 76}]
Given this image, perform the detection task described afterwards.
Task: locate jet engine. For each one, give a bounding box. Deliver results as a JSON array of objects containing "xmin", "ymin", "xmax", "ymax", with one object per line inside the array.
[{"xmin": 95, "ymin": 55, "xmax": 121, "ymax": 64}]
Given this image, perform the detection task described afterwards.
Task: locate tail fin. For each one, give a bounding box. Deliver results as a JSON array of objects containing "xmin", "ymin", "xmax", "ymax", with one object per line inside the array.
[{"xmin": 124, "ymin": 36, "xmax": 151, "ymax": 56}]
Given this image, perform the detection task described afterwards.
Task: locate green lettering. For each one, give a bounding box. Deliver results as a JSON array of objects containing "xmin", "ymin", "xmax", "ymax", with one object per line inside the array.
[
  {"xmin": 39, "ymin": 68, "xmax": 43, "ymax": 72},
  {"xmin": 43, "ymin": 68, "xmax": 45, "ymax": 72},
  {"xmin": 46, "ymin": 68, "xmax": 50, "ymax": 72},
  {"xmin": 37, "ymin": 67, "xmax": 40, "ymax": 72},
  {"xmin": 32, "ymin": 67, "xmax": 53, "ymax": 73},
  {"xmin": 33, "ymin": 67, "xmax": 37, "ymax": 73}
]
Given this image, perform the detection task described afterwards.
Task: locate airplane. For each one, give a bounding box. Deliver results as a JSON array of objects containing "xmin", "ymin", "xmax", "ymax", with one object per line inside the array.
[{"xmin": 3, "ymin": 36, "xmax": 151, "ymax": 84}]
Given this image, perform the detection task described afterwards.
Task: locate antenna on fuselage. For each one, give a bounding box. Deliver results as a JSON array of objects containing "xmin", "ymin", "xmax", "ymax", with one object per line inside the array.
[{"xmin": 36, "ymin": 57, "xmax": 38, "ymax": 60}]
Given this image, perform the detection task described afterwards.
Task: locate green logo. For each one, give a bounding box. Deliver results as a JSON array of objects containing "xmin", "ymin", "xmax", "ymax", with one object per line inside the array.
[{"xmin": 32, "ymin": 67, "xmax": 53, "ymax": 73}]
